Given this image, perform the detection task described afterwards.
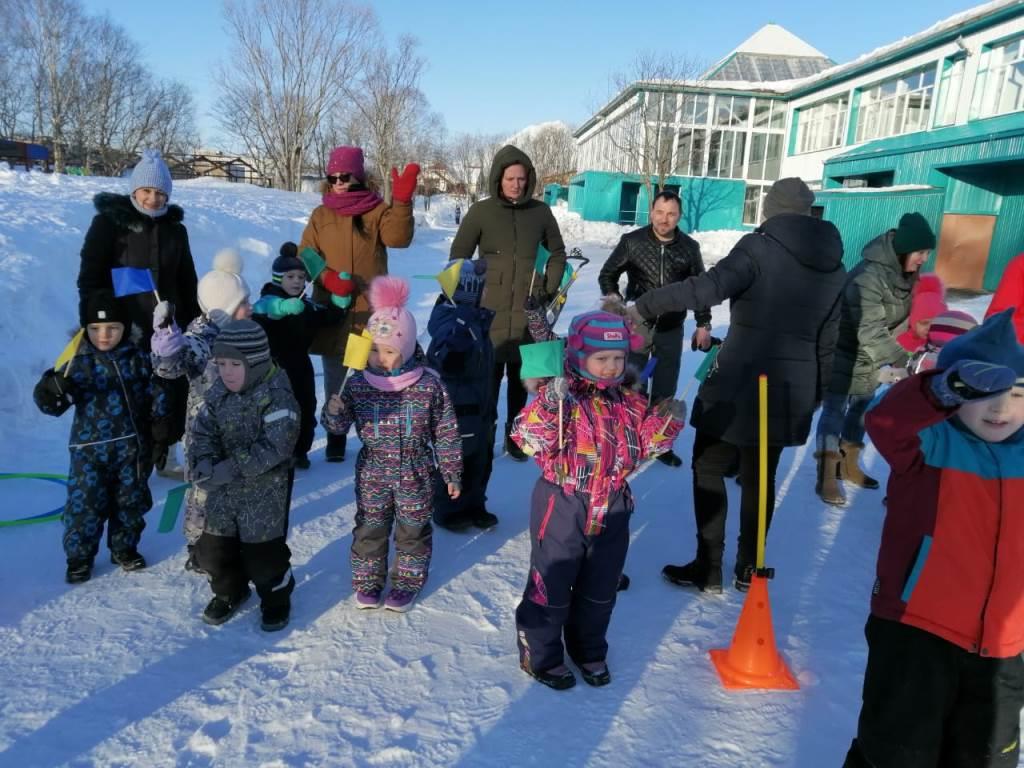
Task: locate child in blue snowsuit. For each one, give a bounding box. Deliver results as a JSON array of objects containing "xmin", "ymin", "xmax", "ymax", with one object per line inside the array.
[
  {"xmin": 34, "ymin": 290, "xmax": 167, "ymax": 584},
  {"xmin": 425, "ymin": 259, "xmax": 496, "ymax": 531},
  {"xmin": 253, "ymin": 242, "xmax": 345, "ymax": 469},
  {"xmin": 321, "ymin": 276, "xmax": 462, "ymax": 613}
]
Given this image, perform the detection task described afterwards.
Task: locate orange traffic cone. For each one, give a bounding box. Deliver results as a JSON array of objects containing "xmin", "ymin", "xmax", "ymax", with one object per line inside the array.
[{"xmin": 709, "ymin": 573, "xmax": 799, "ymax": 690}]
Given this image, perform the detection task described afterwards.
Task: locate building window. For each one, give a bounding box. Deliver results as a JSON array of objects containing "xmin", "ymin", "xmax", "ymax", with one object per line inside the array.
[
  {"xmin": 674, "ymin": 127, "xmax": 707, "ymax": 175},
  {"xmin": 743, "ymin": 184, "xmax": 768, "ymax": 225},
  {"xmin": 681, "ymin": 93, "xmax": 710, "ymax": 125},
  {"xmin": 714, "ymin": 95, "xmax": 751, "ymax": 128},
  {"xmin": 745, "ymin": 133, "xmax": 783, "ymax": 181},
  {"xmin": 855, "ymin": 65, "xmax": 936, "ymax": 143},
  {"xmin": 934, "ymin": 56, "xmax": 965, "ymax": 127},
  {"xmin": 795, "ymin": 95, "xmax": 849, "ymax": 153},
  {"xmin": 973, "ymin": 34, "xmax": 1024, "ymax": 119},
  {"xmin": 753, "ymin": 98, "xmax": 786, "ymax": 130}
]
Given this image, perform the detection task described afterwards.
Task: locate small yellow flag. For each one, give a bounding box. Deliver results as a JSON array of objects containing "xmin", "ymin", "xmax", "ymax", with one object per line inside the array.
[
  {"xmin": 343, "ymin": 333, "xmax": 372, "ymax": 370},
  {"xmin": 437, "ymin": 259, "xmax": 464, "ymax": 301},
  {"xmin": 54, "ymin": 329, "xmax": 84, "ymax": 373}
]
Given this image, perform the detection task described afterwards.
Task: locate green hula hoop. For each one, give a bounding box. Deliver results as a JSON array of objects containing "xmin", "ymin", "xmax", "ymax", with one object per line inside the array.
[{"xmin": 0, "ymin": 473, "xmax": 69, "ymax": 527}]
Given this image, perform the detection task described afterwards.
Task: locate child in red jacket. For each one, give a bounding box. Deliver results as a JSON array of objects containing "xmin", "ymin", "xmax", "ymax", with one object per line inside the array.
[
  {"xmin": 986, "ymin": 252, "xmax": 1024, "ymax": 344},
  {"xmin": 511, "ymin": 310, "xmax": 685, "ymax": 690},
  {"xmin": 845, "ymin": 308, "xmax": 1024, "ymax": 768}
]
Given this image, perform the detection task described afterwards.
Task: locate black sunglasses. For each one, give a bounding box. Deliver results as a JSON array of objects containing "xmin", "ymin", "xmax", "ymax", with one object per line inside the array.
[{"xmin": 326, "ymin": 173, "xmax": 352, "ymax": 185}]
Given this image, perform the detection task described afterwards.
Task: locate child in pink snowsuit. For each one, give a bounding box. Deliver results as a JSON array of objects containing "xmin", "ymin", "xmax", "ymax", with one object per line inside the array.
[
  {"xmin": 511, "ymin": 310, "xmax": 686, "ymax": 690},
  {"xmin": 321, "ymin": 276, "xmax": 461, "ymax": 613}
]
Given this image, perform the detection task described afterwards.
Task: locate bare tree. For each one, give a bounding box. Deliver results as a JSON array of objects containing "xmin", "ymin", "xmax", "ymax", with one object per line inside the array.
[
  {"xmin": 600, "ymin": 50, "xmax": 707, "ymax": 206},
  {"xmin": 0, "ymin": 5, "xmax": 28, "ymax": 138},
  {"xmin": 12, "ymin": 0, "xmax": 93, "ymax": 171},
  {"xmin": 216, "ymin": 0, "xmax": 372, "ymax": 191},
  {"xmin": 347, "ymin": 34, "xmax": 428, "ymax": 201},
  {"xmin": 512, "ymin": 122, "xmax": 577, "ymax": 187}
]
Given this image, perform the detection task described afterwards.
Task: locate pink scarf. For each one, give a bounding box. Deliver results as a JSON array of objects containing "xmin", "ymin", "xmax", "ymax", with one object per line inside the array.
[
  {"xmin": 363, "ymin": 366, "xmax": 424, "ymax": 392},
  {"xmin": 322, "ymin": 189, "xmax": 383, "ymax": 216}
]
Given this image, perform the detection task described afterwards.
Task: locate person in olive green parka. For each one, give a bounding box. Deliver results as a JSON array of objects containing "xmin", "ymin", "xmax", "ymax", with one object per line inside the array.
[{"xmin": 449, "ymin": 145, "xmax": 566, "ymax": 522}]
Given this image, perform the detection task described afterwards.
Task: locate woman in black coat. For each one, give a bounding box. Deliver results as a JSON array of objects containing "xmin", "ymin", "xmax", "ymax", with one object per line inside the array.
[
  {"xmin": 627, "ymin": 178, "xmax": 846, "ymax": 593},
  {"xmin": 75, "ymin": 149, "xmax": 200, "ymax": 472}
]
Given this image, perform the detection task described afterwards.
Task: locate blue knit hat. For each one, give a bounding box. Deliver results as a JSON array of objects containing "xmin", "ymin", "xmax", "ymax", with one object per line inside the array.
[
  {"xmin": 452, "ymin": 259, "xmax": 486, "ymax": 306},
  {"xmin": 130, "ymin": 149, "xmax": 173, "ymax": 197},
  {"xmin": 937, "ymin": 309, "xmax": 1024, "ymax": 384}
]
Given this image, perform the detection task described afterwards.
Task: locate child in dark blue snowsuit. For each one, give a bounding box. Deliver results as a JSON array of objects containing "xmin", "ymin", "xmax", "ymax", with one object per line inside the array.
[
  {"xmin": 34, "ymin": 290, "xmax": 167, "ymax": 584},
  {"xmin": 253, "ymin": 242, "xmax": 345, "ymax": 469},
  {"xmin": 426, "ymin": 259, "xmax": 496, "ymax": 530}
]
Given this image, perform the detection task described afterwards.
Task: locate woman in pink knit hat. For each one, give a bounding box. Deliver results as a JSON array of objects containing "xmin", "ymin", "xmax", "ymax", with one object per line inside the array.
[{"xmin": 300, "ymin": 146, "xmax": 421, "ymax": 462}]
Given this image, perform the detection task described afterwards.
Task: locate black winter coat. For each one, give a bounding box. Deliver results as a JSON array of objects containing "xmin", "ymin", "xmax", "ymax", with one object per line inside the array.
[
  {"xmin": 599, "ymin": 225, "xmax": 711, "ymax": 330},
  {"xmin": 636, "ymin": 214, "xmax": 846, "ymax": 447},
  {"xmin": 77, "ymin": 193, "xmax": 200, "ymax": 348},
  {"xmin": 253, "ymin": 282, "xmax": 345, "ymax": 372}
]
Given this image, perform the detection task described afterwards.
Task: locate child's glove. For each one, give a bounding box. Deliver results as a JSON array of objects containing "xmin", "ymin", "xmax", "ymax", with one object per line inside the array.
[
  {"xmin": 207, "ymin": 309, "xmax": 230, "ymax": 328},
  {"xmin": 930, "ymin": 359, "xmax": 1017, "ymax": 407},
  {"xmin": 153, "ymin": 300, "xmax": 175, "ymax": 330},
  {"xmin": 150, "ymin": 326, "xmax": 185, "ymax": 357},
  {"xmin": 279, "ymin": 297, "xmax": 305, "ymax": 315},
  {"xmin": 543, "ymin": 376, "xmax": 570, "ymax": 404},
  {"xmin": 33, "ymin": 368, "xmax": 73, "ymax": 414},
  {"xmin": 330, "ymin": 294, "xmax": 352, "ymax": 310},
  {"xmin": 192, "ymin": 459, "xmax": 235, "ymax": 486},
  {"xmin": 390, "ymin": 163, "xmax": 420, "ymax": 204},
  {"xmin": 877, "ymin": 365, "xmax": 909, "ymax": 385},
  {"xmin": 656, "ymin": 398, "xmax": 688, "ymax": 423},
  {"xmin": 323, "ymin": 270, "xmax": 354, "ymax": 310}
]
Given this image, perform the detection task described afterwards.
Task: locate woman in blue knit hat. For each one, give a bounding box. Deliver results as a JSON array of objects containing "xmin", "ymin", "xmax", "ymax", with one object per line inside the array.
[{"xmin": 75, "ymin": 148, "xmax": 201, "ymax": 476}]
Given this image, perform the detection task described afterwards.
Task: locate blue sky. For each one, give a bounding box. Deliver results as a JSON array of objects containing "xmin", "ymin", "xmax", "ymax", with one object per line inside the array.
[{"xmin": 83, "ymin": 0, "xmax": 982, "ymax": 148}]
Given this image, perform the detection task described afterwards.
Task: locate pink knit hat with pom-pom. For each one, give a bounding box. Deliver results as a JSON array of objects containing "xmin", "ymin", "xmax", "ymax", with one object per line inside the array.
[{"xmin": 366, "ymin": 275, "xmax": 417, "ymax": 363}]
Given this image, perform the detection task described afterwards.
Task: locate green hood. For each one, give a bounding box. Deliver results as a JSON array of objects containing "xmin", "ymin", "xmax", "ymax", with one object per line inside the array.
[{"xmin": 488, "ymin": 145, "xmax": 537, "ymax": 204}]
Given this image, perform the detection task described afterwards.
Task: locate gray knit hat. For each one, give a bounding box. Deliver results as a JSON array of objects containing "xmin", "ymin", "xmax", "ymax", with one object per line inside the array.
[
  {"xmin": 212, "ymin": 319, "xmax": 271, "ymax": 389},
  {"xmin": 130, "ymin": 149, "xmax": 173, "ymax": 197},
  {"xmin": 763, "ymin": 177, "xmax": 815, "ymax": 220}
]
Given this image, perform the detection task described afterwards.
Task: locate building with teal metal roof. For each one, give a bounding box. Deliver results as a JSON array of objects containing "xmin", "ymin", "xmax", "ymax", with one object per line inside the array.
[{"xmin": 572, "ymin": 0, "xmax": 1024, "ymax": 290}]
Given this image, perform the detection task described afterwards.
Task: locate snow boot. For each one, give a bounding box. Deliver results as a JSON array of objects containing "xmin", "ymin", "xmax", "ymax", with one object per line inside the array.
[
  {"xmin": 617, "ymin": 573, "xmax": 630, "ymax": 592},
  {"xmin": 839, "ymin": 440, "xmax": 880, "ymax": 489},
  {"xmin": 294, "ymin": 452, "xmax": 311, "ymax": 470},
  {"xmin": 656, "ymin": 449, "xmax": 683, "ymax": 467},
  {"xmin": 65, "ymin": 558, "xmax": 93, "ymax": 584},
  {"xmin": 202, "ymin": 587, "xmax": 252, "ymax": 625},
  {"xmin": 110, "ymin": 549, "xmax": 147, "ymax": 571},
  {"xmin": 815, "ymin": 450, "xmax": 846, "ymax": 506},
  {"xmin": 260, "ymin": 602, "xmax": 290, "ymax": 632},
  {"xmin": 579, "ymin": 661, "xmax": 611, "ymax": 687},
  {"xmin": 384, "ymin": 589, "xmax": 417, "ymax": 612},
  {"xmin": 734, "ymin": 564, "xmax": 754, "ymax": 593},
  {"xmin": 325, "ymin": 433, "xmax": 346, "ymax": 463},
  {"xmin": 471, "ymin": 507, "xmax": 499, "ymax": 530},
  {"xmin": 662, "ymin": 560, "xmax": 723, "ymax": 594},
  {"xmin": 521, "ymin": 661, "xmax": 576, "ymax": 690}
]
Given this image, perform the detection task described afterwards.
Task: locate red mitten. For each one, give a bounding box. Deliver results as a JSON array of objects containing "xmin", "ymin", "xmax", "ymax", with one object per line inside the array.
[
  {"xmin": 322, "ymin": 269, "xmax": 355, "ymax": 297},
  {"xmin": 390, "ymin": 163, "xmax": 420, "ymax": 204}
]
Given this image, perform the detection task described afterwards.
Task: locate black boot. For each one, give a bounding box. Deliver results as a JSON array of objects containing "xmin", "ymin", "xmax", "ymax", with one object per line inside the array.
[
  {"xmin": 261, "ymin": 601, "xmax": 290, "ymax": 632},
  {"xmin": 110, "ymin": 549, "xmax": 147, "ymax": 571},
  {"xmin": 521, "ymin": 661, "xmax": 576, "ymax": 690},
  {"xmin": 472, "ymin": 507, "xmax": 499, "ymax": 530},
  {"xmin": 734, "ymin": 564, "xmax": 754, "ymax": 593},
  {"xmin": 66, "ymin": 558, "xmax": 93, "ymax": 584},
  {"xmin": 656, "ymin": 450, "xmax": 683, "ymax": 467},
  {"xmin": 505, "ymin": 423, "xmax": 528, "ymax": 462},
  {"xmin": 325, "ymin": 433, "xmax": 346, "ymax": 462},
  {"xmin": 662, "ymin": 560, "xmax": 723, "ymax": 594},
  {"xmin": 202, "ymin": 587, "xmax": 252, "ymax": 625}
]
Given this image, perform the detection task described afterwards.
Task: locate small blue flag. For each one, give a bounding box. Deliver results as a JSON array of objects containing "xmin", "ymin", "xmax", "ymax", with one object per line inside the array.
[{"xmin": 112, "ymin": 267, "xmax": 155, "ymax": 297}]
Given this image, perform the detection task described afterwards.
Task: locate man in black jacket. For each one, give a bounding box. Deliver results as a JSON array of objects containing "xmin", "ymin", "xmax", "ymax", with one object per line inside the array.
[
  {"xmin": 599, "ymin": 190, "xmax": 711, "ymax": 467},
  {"xmin": 626, "ymin": 178, "xmax": 846, "ymax": 593}
]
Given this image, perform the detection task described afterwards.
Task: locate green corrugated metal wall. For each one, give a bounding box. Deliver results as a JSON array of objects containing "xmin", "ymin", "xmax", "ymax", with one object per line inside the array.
[
  {"xmin": 814, "ymin": 189, "xmax": 946, "ymax": 270},
  {"xmin": 568, "ymin": 171, "xmax": 744, "ymax": 231}
]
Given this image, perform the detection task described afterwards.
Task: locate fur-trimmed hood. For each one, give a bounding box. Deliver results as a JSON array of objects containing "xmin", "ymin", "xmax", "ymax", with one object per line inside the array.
[{"xmin": 93, "ymin": 192, "xmax": 184, "ymax": 233}]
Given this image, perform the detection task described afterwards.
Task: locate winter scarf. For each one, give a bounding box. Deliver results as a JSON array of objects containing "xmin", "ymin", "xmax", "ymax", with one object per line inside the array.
[{"xmin": 322, "ymin": 188, "xmax": 384, "ymax": 216}]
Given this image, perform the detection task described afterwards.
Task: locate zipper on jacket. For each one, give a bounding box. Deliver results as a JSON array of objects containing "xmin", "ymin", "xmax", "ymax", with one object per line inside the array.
[
  {"xmin": 112, "ymin": 353, "xmax": 145, "ymax": 480},
  {"xmin": 374, "ymin": 403, "xmax": 379, "ymax": 439},
  {"xmin": 537, "ymin": 494, "xmax": 555, "ymax": 545},
  {"xmin": 977, "ymin": 442, "xmax": 1003, "ymax": 655}
]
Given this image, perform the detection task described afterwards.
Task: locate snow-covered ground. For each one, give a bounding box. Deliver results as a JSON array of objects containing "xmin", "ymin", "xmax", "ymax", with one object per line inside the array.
[{"xmin": 0, "ymin": 167, "xmax": 1001, "ymax": 767}]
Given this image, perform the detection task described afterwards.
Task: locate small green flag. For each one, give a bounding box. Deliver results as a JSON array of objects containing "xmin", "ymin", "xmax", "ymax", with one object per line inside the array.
[
  {"xmin": 694, "ymin": 344, "xmax": 721, "ymax": 383},
  {"xmin": 158, "ymin": 484, "xmax": 189, "ymax": 533},
  {"xmin": 520, "ymin": 339, "xmax": 565, "ymax": 379},
  {"xmin": 534, "ymin": 244, "xmax": 551, "ymax": 275},
  {"xmin": 299, "ymin": 247, "xmax": 327, "ymax": 281}
]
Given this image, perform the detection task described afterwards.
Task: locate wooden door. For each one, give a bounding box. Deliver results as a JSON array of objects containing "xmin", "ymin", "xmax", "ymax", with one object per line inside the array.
[{"xmin": 934, "ymin": 214, "xmax": 995, "ymax": 291}]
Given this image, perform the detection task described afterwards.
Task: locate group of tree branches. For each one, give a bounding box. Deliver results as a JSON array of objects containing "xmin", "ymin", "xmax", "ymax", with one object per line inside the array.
[
  {"xmin": 217, "ymin": 0, "xmax": 578, "ymax": 196},
  {"xmin": 1, "ymin": 0, "xmax": 199, "ymax": 175}
]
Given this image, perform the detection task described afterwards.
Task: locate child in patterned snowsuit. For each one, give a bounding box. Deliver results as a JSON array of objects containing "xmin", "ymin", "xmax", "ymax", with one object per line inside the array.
[
  {"xmin": 150, "ymin": 248, "xmax": 252, "ymax": 570},
  {"xmin": 189, "ymin": 320, "xmax": 299, "ymax": 631},
  {"xmin": 253, "ymin": 242, "xmax": 345, "ymax": 469},
  {"xmin": 321, "ymin": 276, "xmax": 461, "ymax": 613},
  {"xmin": 844, "ymin": 309, "xmax": 1024, "ymax": 768},
  {"xmin": 511, "ymin": 310, "xmax": 686, "ymax": 690},
  {"xmin": 33, "ymin": 290, "xmax": 168, "ymax": 584},
  {"xmin": 425, "ymin": 259, "xmax": 496, "ymax": 531}
]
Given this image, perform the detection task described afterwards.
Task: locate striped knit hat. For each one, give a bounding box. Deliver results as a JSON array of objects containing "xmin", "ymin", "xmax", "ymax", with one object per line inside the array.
[
  {"xmin": 566, "ymin": 310, "xmax": 643, "ymax": 386},
  {"xmin": 212, "ymin": 319, "xmax": 272, "ymax": 390},
  {"xmin": 927, "ymin": 309, "xmax": 978, "ymax": 347},
  {"xmin": 272, "ymin": 242, "xmax": 307, "ymax": 285}
]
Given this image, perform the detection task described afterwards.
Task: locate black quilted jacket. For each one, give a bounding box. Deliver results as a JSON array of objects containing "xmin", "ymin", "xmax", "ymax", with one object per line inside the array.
[{"xmin": 599, "ymin": 225, "xmax": 711, "ymax": 330}]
